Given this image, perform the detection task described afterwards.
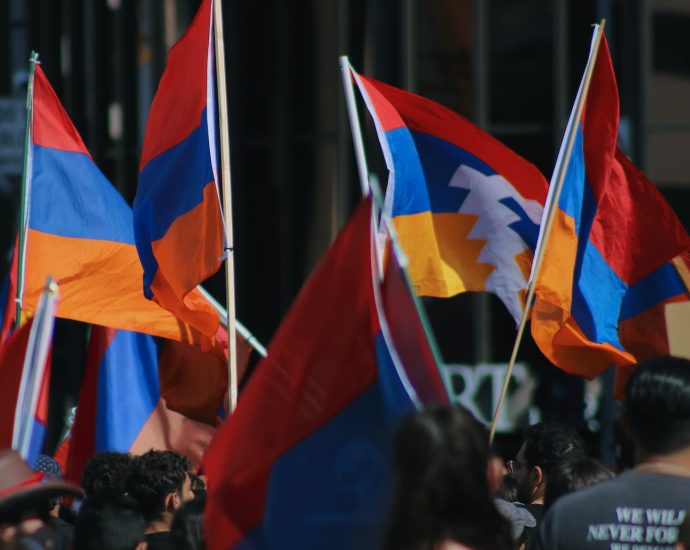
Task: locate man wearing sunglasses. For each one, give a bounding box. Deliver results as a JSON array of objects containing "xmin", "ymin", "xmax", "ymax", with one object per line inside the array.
[{"xmin": 510, "ymin": 422, "xmax": 586, "ymax": 548}]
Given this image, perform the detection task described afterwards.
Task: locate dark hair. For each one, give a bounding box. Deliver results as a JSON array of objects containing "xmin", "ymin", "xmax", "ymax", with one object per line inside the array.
[
  {"xmin": 624, "ymin": 356, "xmax": 690, "ymax": 454},
  {"xmin": 383, "ymin": 406, "xmax": 513, "ymax": 550},
  {"xmin": 74, "ymin": 495, "xmax": 145, "ymax": 550},
  {"xmin": 81, "ymin": 452, "xmax": 132, "ymax": 499},
  {"xmin": 522, "ymin": 422, "xmax": 586, "ymax": 475},
  {"xmin": 543, "ymin": 457, "xmax": 614, "ymax": 510},
  {"xmin": 170, "ymin": 494, "xmax": 206, "ymax": 550},
  {"xmin": 125, "ymin": 450, "xmax": 191, "ymax": 523}
]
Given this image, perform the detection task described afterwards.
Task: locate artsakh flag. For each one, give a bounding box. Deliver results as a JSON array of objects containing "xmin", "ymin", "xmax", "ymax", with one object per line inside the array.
[
  {"xmin": 352, "ymin": 66, "xmax": 548, "ymax": 323},
  {"xmin": 202, "ymin": 198, "xmax": 448, "ymax": 549},
  {"xmin": 66, "ymin": 325, "xmax": 251, "ymax": 485},
  {"xmin": 21, "ymin": 64, "xmax": 222, "ymax": 353},
  {"xmin": 134, "ymin": 0, "xmax": 224, "ymax": 336},
  {"xmin": 531, "ymin": 32, "xmax": 690, "ymax": 385}
]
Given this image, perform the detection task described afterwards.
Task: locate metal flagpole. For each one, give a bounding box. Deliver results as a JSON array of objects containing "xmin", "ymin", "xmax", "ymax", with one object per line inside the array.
[
  {"xmin": 339, "ymin": 56, "xmax": 371, "ymax": 197},
  {"xmin": 13, "ymin": 276, "xmax": 59, "ymax": 460},
  {"xmin": 15, "ymin": 52, "xmax": 39, "ymax": 329},
  {"xmin": 197, "ymin": 285, "xmax": 268, "ymax": 358},
  {"xmin": 340, "ymin": 58, "xmax": 452, "ymax": 403}
]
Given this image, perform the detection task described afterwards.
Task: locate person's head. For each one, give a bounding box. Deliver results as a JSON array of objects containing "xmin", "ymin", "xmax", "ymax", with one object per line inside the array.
[
  {"xmin": 126, "ymin": 450, "xmax": 193, "ymax": 527},
  {"xmin": 74, "ymin": 496, "xmax": 146, "ymax": 550},
  {"xmin": 543, "ymin": 457, "xmax": 614, "ymax": 510},
  {"xmin": 0, "ymin": 450, "xmax": 82, "ymax": 543},
  {"xmin": 511, "ymin": 422, "xmax": 586, "ymax": 504},
  {"xmin": 384, "ymin": 406, "xmax": 513, "ymax": 550},
  {"xmin": 170, "ymin": 494, "xmax": 205, "ymax": 550},
  {"xmin": 623, "ymin": 356, "xmax": 690, "ymax": 457},
  {"xmin": 81, "ymin": 452, "xmax": 132, "ymax": 500}
]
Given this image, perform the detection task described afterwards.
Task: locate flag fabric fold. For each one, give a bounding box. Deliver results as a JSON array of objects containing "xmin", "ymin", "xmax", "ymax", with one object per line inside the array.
[
  {"xmin": 202, "ymin": 198, "xmax": 447, "ymax": 550},
  {"xmin": 134, "ymin": 0, "xmax": 223, "ymax": 336},
  {"xmin": 531, "ymin": 34, "xmax": 690, "ymax": 382},
  {"xmin": 352, "ymin": 68, "xmax": 549, "ymax": 323},
  {"xmin": 21, "ymin": 65, "xmax": 222, "ymax": 353}
]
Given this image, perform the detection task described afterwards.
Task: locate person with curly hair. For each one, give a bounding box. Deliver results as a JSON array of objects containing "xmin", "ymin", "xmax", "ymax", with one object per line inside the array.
[
  {"xmin": 81, "ymin": 452, "xmax": 132, "ymax": 500},
  {"xmin": 126, "ymin": 450, "xmax": 194, "ymax": 550}
]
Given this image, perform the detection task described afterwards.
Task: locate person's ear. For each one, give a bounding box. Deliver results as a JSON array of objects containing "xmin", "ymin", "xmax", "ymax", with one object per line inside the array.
[
  {"xmin": 533, "ymin": 465, "xmax": 545, "ymax": 487},
  {"xmin": 165, "ymin": 491, "xmax": 181, "ymax": 511},
  {"xmin": 487, "ymin": 456, "xmax": 504, "ymax": 494}
]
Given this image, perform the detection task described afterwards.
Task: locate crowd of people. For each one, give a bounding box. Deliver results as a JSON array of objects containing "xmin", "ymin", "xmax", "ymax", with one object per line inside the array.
[
  {"xmin": 0, "ymin": 449, "xmax": 203, "ymax": 550},
  {"xmin": 0, "ymin": 355, "xmax": 688, "ymax": 549}
]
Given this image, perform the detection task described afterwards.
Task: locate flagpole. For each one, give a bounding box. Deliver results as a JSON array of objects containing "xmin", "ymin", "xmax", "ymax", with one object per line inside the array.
[
  {"xmin": 15, "ymin": 52, "xmax": 39, "ymax": 329},
  {"xmin": 341, "ymin": 58, "xmax": 452, "ymax": 403},
  {"xmin": 13, "ymin": 276, "xmax": 58, "ymax": 460},
  {"xmin": 339, "ymin": 56, "xmax": 371, "ymax": 197},
  {"xmin": 212, "ymin": 0, "xmax": 238, "ymax": 413},
  {"xmin": 489, "ymin": 21, "xmax": 606, "ymax": 443},
  {"xmin": 197, "ymin": 285, "xmax": 268, "ymax": 357},
  {"xmin": 368, "ymin": 174, "xmax": 453, "ymax": 403}
]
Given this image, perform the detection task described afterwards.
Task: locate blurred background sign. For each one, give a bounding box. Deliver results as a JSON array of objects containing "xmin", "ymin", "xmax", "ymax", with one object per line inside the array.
[{"xmin": 442, "ymin": 362, "xmax": 540, "ymax": 433}]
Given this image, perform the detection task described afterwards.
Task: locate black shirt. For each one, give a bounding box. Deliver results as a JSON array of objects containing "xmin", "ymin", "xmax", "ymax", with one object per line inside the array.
[
  {"xmin": 535, "ymin": 471, "xmax": 690, "ymax": 549},
  {"xmin": 146, "ymin": 530, "xmax": 173, "ymax": 550}
]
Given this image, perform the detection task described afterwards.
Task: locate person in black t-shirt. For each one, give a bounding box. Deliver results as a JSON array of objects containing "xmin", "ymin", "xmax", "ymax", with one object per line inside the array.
[
  {"xmin": 126, "ymin": 450, "xmax": 194, "ymax": 550},
  {"xmin": 508, "ymin": 422, "xmax": 586, "ymax": 547},
  {"xmin": 536, "ymin": 356, "xmax": 690, "ymax": 550}
]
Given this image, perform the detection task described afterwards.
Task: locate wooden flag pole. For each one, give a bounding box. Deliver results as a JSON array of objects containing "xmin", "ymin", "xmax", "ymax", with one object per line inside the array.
[
  {"xmin": 212, "ymin": 0, "xmax": 238, "ymax": 414},
  {"xmin": 488, "ymin": 21, "xmax": 606, "ymax": 443},
  {"xmin": 15, "ymin": 52, "xmax": 39, "ymax": 329}
]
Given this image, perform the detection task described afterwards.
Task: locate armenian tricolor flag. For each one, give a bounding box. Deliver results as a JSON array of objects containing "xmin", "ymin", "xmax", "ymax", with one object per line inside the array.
[
  {"xmin": 531, "ymin": 30, "xmax": 690, "ymax": 386},
  {"xmin": 134, "ymin": 0, "xmax": 224, "ymax": 336},
  {"xmin": 19, "ymin": 64, "xmax": 221, "ymax": 352},
  {"xmin": 203, "ymin": 198, "xmax": 448, "ymax": 549}
]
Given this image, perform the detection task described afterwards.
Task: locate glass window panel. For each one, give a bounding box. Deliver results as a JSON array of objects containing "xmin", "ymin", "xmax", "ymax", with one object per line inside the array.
[
  {"xmin": 647, "ymin": 131, "xmax": 690, "ymax": 186},
  {"xmin": 415, "ymin": 0, "xmax": 473, "ymax": 117},
  {"xmin": 488, "ymin": 0, "xmax": 553, "ymax": 125}
]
